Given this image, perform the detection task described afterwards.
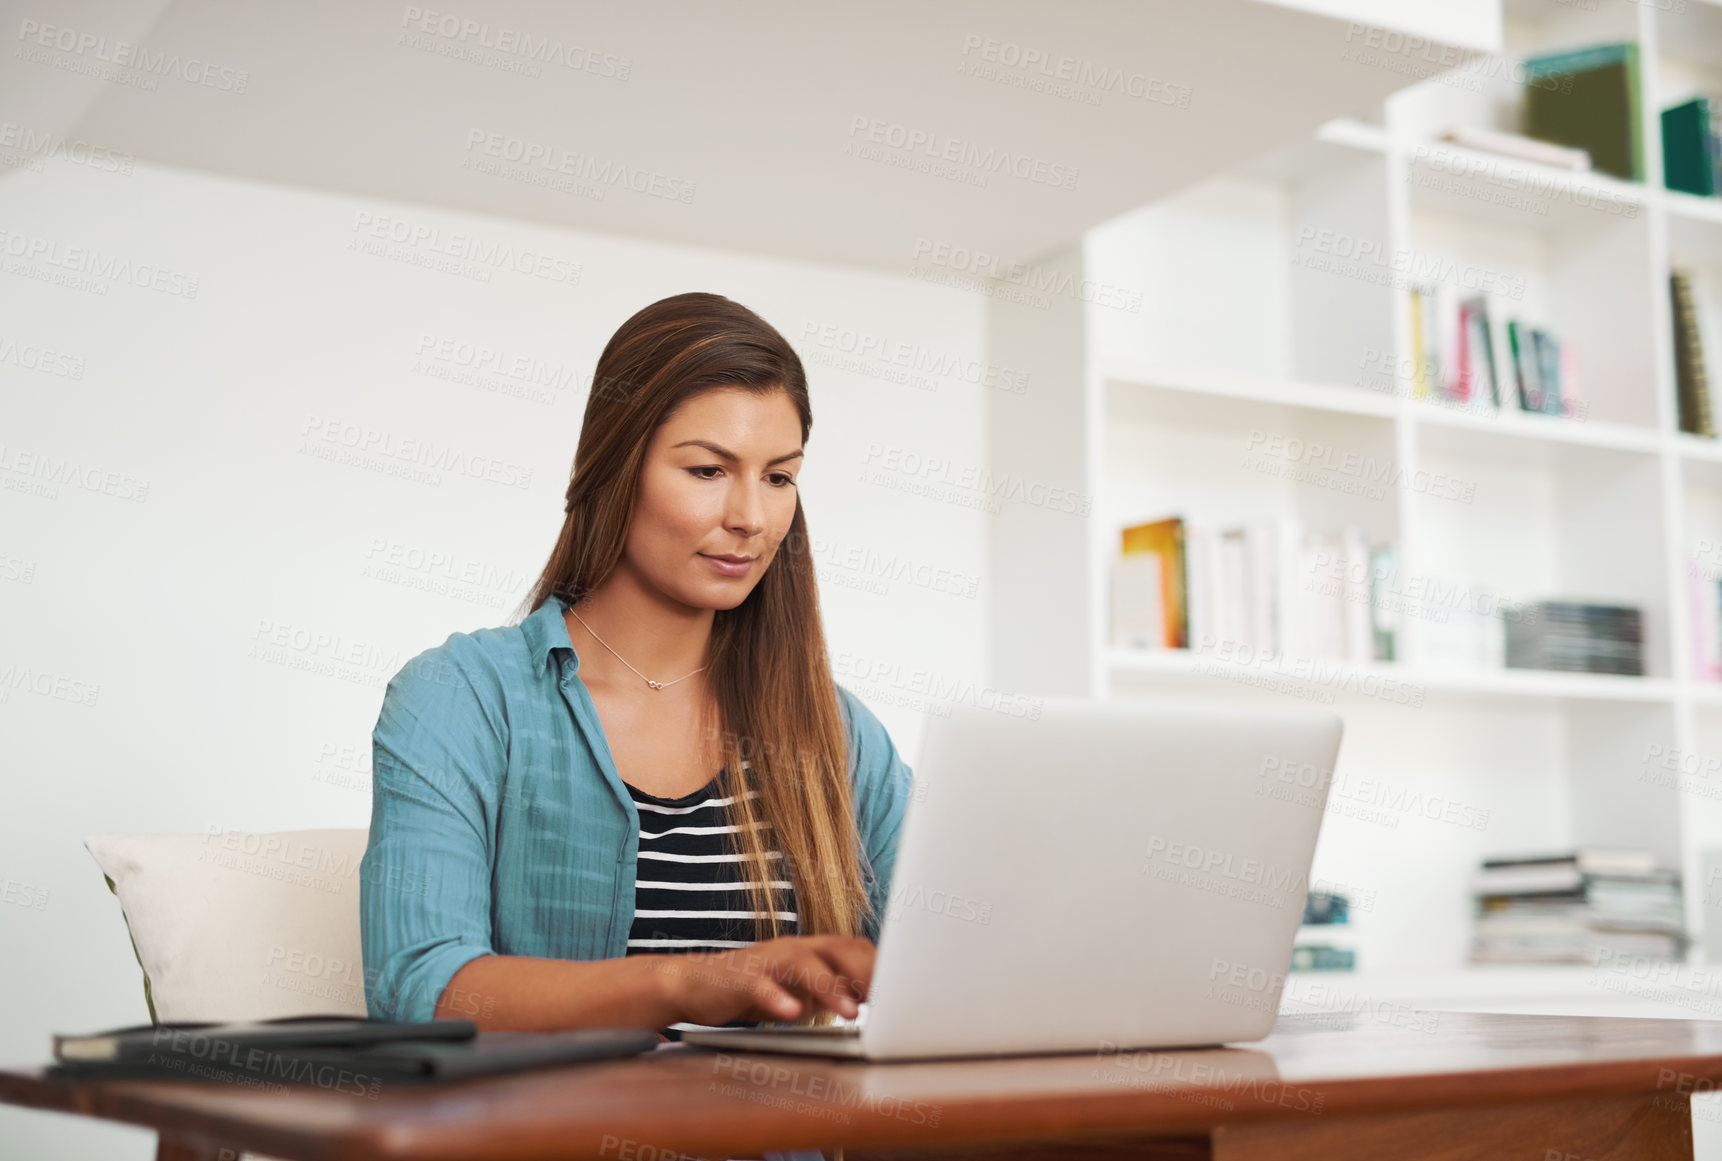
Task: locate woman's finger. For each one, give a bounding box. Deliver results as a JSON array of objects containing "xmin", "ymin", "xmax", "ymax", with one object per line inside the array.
[
  {"xmin": 749, "ymin": 975, "xmax": 803, "ymax": 1020},
  {"xmin": 805, "ymin": 937, "xmax": 877, "ymax": 998},
  {"xmin": 766, "ymin": 948, "xmax": 862, "ymax": 1017}
]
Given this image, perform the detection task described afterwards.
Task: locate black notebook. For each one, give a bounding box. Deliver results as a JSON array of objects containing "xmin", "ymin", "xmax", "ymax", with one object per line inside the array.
[
  {"xmin": 54, "ymin": 1014, "xmax": 477, "ymax": 1064},
  {"xmin": 49, "ymin": 1015, "xmax": 661, "ymax": 1087}
]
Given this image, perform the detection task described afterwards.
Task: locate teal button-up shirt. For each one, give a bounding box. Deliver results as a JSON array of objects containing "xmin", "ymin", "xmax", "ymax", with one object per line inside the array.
[{"xmin": 360, "ymin": 594, "xmax": 916, "ymax": 1028}]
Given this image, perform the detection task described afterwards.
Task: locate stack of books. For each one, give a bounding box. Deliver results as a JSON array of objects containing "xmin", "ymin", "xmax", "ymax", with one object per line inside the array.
[
  {"xmin": 1522, "ymin": 43, "xmax": 1643, "ymax": 183},
  {"xmin": 1503, "ymin": 600, "xmax": 1644, "ymax": 676},
  {"xmin": 1111, "ymin": 516, "xmax": 1397, "ymax": 663},
  {"xmin": 1470, "ymin": 848, "xmax": 1686, "ymax": 964},
  {"xmin": 1290, "ymin": 889, "xmax": 1357, "ymax": 972},
  {"xmin": 1404, "ymin": 286, "xmax": 1574, "ymax": 418}
]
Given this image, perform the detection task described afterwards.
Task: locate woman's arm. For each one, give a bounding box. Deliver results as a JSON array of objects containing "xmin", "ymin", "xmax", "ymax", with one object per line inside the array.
[
  {"xmin": 362, "ymin": 642, "xmax": 509, "ymax": 1024},
  {"xmin": 432, "ymin": 953, "xmax": 682, "ymax": 1030},
  {"xmin": 435, "ymin": 938, "xmax": 878, "ymax": 1032}
]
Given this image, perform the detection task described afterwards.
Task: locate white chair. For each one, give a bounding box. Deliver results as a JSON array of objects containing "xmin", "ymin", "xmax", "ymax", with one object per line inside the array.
[{"xmin": 85, "ymin": 828, "xmax": 370, "ymax": 1161}]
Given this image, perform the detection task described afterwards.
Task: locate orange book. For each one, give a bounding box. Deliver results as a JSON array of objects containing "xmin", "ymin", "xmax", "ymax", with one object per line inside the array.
[{"xmin": 1121, "ymin": 517, "xmax": 1188, "ymax": 649}]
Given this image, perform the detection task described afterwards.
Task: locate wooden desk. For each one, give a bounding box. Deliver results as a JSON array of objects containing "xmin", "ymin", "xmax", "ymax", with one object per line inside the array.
[{"xmin": 4, "ymin": 1012, "xmax": 1722, "ymax": 1161}]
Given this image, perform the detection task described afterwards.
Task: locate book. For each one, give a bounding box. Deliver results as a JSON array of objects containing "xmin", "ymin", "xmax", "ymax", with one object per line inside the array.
[
  {"xmin": 1368, "ymin": 544, "xmax": 1398, "ymax": 663},
  {"xmin": 1341, "ymin": 527, "xmax": 1372, "ymax": 664},
  {"xmin": 1504, "ymin": 600, "xmax": 1644, "ymax": 675},
  {"xmin": 1409, "ymin": 284, "xmax": 1441, "ymax": 399},
  {"xmin": 1255, "ymin": 515, "xmax": 1301, "ymax": 661},
  {"xmin": 1663, "ymin": 96, "xmax": 1717, "ymax": 197},
  {"xmin": 1477, "ymin": 301, "xmax": 1504, "ymax": 410},
  {"xmin": 1120, "ymin": 517, "xmax": 1188, "ymax": 649},
  {"xmin": 54, "ymin": 1016, "xmax": 476, "ymax": 1065},
  {"xmin": 1713, "ymin": 120, "xmax": 1722, "ymax": 200},
  {"xmin": 1289, "ymin": 944, "xmax": 1356, "ymax": 972},
  {"xmin": 1292, "ymin": 889, "xmax": 1359, "ymax": 972},
  {"xmin": 1480, "ymin": 848, "xmax": 1660, "ymax": 876},
  {"xmin": 1418, "ymin": 577, "xmax": 1508, "ymax": 669},
  {"xmin": 1454, "ymin": 296, "xmax": 1504, "ymax": 413},
  {"xmin": 1508, "ymin": 320, "xmax": 1540, "ymax": 412},
  {"xmin": 1185, "ymin": 524, "xmax": 1217, "ymax": 652},
  {"xmin": 49, "ymin": 1026, "xmax": 662, "ymax": 1086},
  {"xmin": 1672, "ymin": 269, "xmax": 1716, "ymax": 437},
  {"xmin": 1470, "ymin": 847, "xmax": 1685, "ymax": 964},
  {"xmin": 1111, "ymin": 552, "xmax": 1166, "ymax": 649},
  {"xmin": 1558, "ymin": 340, "xmax": 1582, "ymax": 419},
  {"xmin": 1715, "ymin": 575, "xmax": 1722, "ymax": 684},
  {"xmin": 1475, "ymin": 865, "xmax": 1586, "ymax": 894},
  {"xmin": 1408, "ymin": 286, "xmax": 1427, "ymax": 399},
  {"xmin": 1451, "ymin": 295, "xmax": 1473, "ymax": 404},
  {"xmin": 1522, "ymin": 43, "xmax": 1643, "ymax": 183},
  {"xmin": 1301, "ymin": 532, "xmax": 1348, "ymax": 660},
  {"xmin": 1532, "ymin": 329, "xmax": 1563, "ymax": 416},
  {"xmin": 1303, "ymin": 890, "xmax": 1351, "ymax": 925},
  {"xmin": 1473, "ymin": 864, "xmax": 1676, "ymax": 895},
  {"xmin": 1217, "ymin": 526, "xmax": 1250, "ymax": 650},
  {"xmin": 1174, "ymin": 518, "xmax": 1396, "ymax": 665},
  {"xmin": 1440, "ymin": 125, "xmax": 1591, "ymax": 170}
]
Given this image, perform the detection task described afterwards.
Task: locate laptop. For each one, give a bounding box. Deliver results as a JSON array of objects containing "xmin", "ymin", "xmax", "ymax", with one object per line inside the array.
[{"xmin": 678, "ymin": 694, "xmax": 1344, "ymax": 1061}]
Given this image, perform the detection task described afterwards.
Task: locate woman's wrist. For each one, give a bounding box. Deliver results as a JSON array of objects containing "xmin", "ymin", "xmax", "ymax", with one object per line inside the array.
[{"xmin": 639, "ymin": 953, "xmax": 686, "ymax": 1026}]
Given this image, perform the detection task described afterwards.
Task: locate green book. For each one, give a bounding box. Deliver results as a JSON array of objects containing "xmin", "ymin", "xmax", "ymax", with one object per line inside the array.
[
  {"xmin": 1508, "ymin": 320, "xmax": 1542, "ymax": 412},
  {"xmin": 1523, "ymin": 42, "xmax": 1643, "ymax": 182},
  {"xmin": 1664, "ymin": 97, "xmax": 1716, "ymax": 196}
]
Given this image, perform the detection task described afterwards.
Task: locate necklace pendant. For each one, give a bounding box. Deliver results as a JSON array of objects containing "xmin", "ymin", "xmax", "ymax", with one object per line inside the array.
[{"xmin": 646, "ymin": 679, "xmax": 663, "ymax": 690}]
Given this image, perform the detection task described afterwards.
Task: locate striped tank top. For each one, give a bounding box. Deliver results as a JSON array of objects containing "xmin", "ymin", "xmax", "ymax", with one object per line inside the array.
[{"xmin": 623, "ymin": 764, "xmax": 800, "ymax": 954}]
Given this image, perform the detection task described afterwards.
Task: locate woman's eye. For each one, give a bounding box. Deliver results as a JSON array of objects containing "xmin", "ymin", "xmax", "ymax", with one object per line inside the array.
[{"xmin": 687, "ymin": 466, "xmax": 796, "ymax": 487}]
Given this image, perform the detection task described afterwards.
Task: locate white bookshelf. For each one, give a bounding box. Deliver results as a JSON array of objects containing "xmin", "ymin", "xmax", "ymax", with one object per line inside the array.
[{"xmin": 985, "ymin": 0, "xmax": 1722, "ymax": 985}]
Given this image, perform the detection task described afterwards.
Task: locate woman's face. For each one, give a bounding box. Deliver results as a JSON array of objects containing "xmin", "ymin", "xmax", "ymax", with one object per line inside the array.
[{"xmin": 625, "ymin": 386, "xmax": 804, "ymax": 610}]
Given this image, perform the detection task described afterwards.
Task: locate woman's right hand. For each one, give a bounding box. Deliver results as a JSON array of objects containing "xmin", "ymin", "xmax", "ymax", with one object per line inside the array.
[{"xmin": 652, "ymin": 935, "xmax": 876, "ymax": 1026}]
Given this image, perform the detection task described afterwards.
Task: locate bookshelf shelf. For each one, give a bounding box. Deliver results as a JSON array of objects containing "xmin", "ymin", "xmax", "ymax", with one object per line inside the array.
[
  {"xmin": 1106, "ymin": 644, "xmax": 1400, "ymax": 683},
  {"xmin": 987, "ymin": 0, "xmax": 1722, "ymax": 976},
  {"xmin": 1402, "ymin": 137, "xmax": 1650, "ymax": 232},
  {"xmin": 1678, "ymin": 433, "xmax": 1722, "ymax": 467},
  {"xmin": 1102, "ymin": 361, "xmax": 1666, "ymax": 458},
  {"xmin": 1664, "ymin": 188, "xmax": 1722, "ymax": 227},
  {"xmin": 1317, "ymin": 963, "xmax": 1722, "ymax": 1018},
  {"xmin": 1410, "ymin": 404, "xmax": 1663, "ymax": 453},
  {"xmin": 1101, "ymin": 362, "xmax": 1666, "ymax": 451},
  {"xmin": 1107, "ymin": 645, "xmax": 1679, "ymax": 705},
  {"xmin": 1099, "ymin": 361, "xmax": 1399, "ymax": 419}
]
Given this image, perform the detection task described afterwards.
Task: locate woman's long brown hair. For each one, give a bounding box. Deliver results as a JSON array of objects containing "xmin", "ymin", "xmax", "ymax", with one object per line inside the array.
[{"xmin": 516, "ymin": 291, "xmax": 874, "ymax": 953}]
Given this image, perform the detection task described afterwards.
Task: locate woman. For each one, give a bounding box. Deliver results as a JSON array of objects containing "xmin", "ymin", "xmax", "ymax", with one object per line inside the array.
[{"xmin": 359, "ymin": 292, "xmax": 916, "ymax": 1035}]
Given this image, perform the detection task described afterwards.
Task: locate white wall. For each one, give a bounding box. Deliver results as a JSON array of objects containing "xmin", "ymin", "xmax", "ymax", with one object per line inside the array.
[{"xmin": 0, "ymin": 156, "xmax": 991, "ymax": 1159}]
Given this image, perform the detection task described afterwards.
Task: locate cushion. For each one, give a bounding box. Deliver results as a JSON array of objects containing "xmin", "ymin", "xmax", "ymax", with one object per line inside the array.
[{"xmin": 84, "ymin": 828, "xmax": 370, "ymax": 1024}]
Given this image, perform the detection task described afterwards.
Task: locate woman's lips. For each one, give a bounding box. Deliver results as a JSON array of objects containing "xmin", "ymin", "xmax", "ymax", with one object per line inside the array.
[{"xmin": 700, "ymin": 553, "xmax": 753, "ymax": 577}]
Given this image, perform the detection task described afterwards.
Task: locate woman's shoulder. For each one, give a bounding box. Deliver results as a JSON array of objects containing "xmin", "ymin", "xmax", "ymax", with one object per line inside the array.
[
  {"xmin": 382, "ymin": 609, "xmax": 554, "ymax": 714},
  {"xmin": 833, "ymin": 682, "xmax": 875, "ymax": 738},
  {"xmin": 833, "ymin": 682, "xmax": 913, "ymax": 793}
]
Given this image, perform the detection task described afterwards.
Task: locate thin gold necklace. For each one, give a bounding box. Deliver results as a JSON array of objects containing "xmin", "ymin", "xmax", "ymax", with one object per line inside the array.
[{"xmin": 569, "ymin": 607, "xmax": 708, "ymax": 691}]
